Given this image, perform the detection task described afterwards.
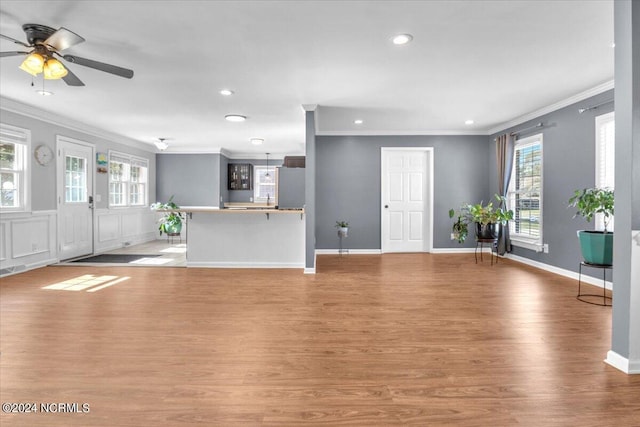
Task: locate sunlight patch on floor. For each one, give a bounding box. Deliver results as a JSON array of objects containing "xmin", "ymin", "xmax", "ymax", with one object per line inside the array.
[{"xmin": 42, "ymin": 274, "xmax": 130, "ymax": 292}]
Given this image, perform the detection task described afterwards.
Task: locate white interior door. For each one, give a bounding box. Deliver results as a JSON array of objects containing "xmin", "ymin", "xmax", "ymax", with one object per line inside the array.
[
  {"xmin": 381, "ymin": 148, "xmax": 433, "ymax": 253},
  {"xmin": 57, "ymin": 137, "xmax": 94, "ymax": 260}
]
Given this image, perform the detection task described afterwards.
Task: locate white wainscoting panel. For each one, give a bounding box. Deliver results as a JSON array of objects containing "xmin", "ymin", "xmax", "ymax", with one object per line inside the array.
[
  {"xmin": 94, "ymin": 208, "xmax": 157, "ymax": 253},
  {"xmin": 11, "ymin": 217, "xmax": 50, "ymax": 258},
  {"xmin": 0, "ymin": 222, "xmax": 6, "ymax": 262},
  {"xmin": 0, "ymin": 211, "xmax": 57, "ymax": 276}
]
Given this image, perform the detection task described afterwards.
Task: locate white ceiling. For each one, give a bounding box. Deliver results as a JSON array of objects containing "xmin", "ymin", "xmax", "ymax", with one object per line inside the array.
[{"xmin": 0, "ymin": 1, "xmax": 614, "ymax": 156}]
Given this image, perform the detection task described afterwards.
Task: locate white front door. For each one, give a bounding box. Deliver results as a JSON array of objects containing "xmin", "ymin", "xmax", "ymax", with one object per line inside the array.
[
  {"xmin": 57, "ymin": 137, "xmax": 94, "ymax": 260},
  {"xmin": 381, "ymin": 148, "xmax": 433, "ymax": 253}
]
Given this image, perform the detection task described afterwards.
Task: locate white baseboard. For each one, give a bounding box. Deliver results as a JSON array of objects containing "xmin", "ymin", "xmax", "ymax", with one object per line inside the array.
[
  {"xmin": 506, "ymin": 253, "xmax": 612, "ymax": 290},
  {"xmin": 316, "ymin": 249, "xmax": 382, "ymax": 255},
  {"xmin": 605, "ymin": 350, "xmax": 640, "ymax": 374},
  {"xmin": 431, "ymin": 248, "xmax": 489, "ymax": 254},
  {"xmin": 304, "ymin": 267, "xmax": 316, "ymax": 274},
  {"xmin": 187, "ymin": 261, "xmax": 304, "ymax": 269}
]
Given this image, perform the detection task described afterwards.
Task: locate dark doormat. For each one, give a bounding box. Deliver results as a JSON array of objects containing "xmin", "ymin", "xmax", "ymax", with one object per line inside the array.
[{"xmin": 71, "ymin": 254, "xmax": 162, "ymax": 263}]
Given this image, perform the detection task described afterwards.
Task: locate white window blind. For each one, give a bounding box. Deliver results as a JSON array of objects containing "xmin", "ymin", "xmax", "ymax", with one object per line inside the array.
[
  {"xmin": 595, "ymin": 112, "xmax": 615, "ymax": 231},
  {"xmin": 0, "ymin": 123, "xmax": 30, "ymax": 211},
  {"xmin": 109, "ymin": 151, "xmax": 148, "ymax": 207},
  {"xmin": 508, "ymin": 133, "xmax": 543, "ymax": 247},
  {"xmin": 254, "ymin": 166, "xmax": 276, "ymax": 203}
]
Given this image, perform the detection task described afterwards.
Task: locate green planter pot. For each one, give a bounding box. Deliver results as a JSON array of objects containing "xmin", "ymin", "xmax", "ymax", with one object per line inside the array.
[
  {"xmin": 578, "ymin": 230, "xmax": 613, "ymax": 265},
  {"xmin": 162, "ymin": 222, "xmax": 182, "ymax": 235}
]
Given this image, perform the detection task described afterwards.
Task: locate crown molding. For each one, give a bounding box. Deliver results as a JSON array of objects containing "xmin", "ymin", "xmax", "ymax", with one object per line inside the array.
[
  {"xmin": 157, "ymin": 147, "xmax": 228, "ymax": 155},
  {"xmin": 316, "ymin": 129, "xmax": 484, "ymax": 136},
  {"xmin": 0, "ymin": 96, "xmax": 155, "ymax": 153},
  {"xmin": 486, "ymin": 80, "xmax": 615, "ymax": 135}
]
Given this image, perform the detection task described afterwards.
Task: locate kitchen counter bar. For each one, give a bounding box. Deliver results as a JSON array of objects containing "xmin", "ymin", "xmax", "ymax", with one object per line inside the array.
[{"xmin": 173, "ymin": 206, "xmax": 305, "ymax": 269}]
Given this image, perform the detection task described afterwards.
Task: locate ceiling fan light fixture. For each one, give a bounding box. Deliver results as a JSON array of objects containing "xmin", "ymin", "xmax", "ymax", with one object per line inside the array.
[
  {"xmin": 19, "ymin": 52, "xmax": 44, "ymax": 76},
  {"xmin": 154, "ymin": 138, "xmax": 169, "ymax": 151},
  {"xmin": 43, "ymin": 58, "xmax": 68, "ymax": 79}
]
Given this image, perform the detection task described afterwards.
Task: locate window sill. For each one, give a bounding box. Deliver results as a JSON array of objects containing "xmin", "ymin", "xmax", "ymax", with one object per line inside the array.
[{"xmin": 511, "ymin": 238, "xmax": 544, "ymax": 252}]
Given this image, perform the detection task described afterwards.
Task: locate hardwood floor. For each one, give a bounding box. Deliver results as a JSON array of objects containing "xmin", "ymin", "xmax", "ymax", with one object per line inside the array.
[{"xmin": 1, "ymin": 254, "xmax": 638, "ymax": 426}]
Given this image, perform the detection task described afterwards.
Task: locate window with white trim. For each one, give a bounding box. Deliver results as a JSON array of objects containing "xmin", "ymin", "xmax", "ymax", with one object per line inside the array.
[
  {"xmin": 508, "ymin": 133, "xmax": 543, "ymax": 248},
  {"xmin": 0, "ymin": 124, "xmax": 30, "ymax": 211},
  {"xmin": 254, "ymin": 166, "xmax": 276, "ymax": 203},
  {"xmin": 108, "ymin": 151, "xmax": 148, "ymax": 207},
  {"xmin": 595, "ymin": 112, "xmax": 614, "ymax": 231}
]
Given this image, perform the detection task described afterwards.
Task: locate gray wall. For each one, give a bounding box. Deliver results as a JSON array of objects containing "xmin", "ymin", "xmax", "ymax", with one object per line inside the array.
[
  {"xmin": 315, "ymin": 135, "xmax": 490, "ymax": 250},
  {"xmin": 156, "ymin": 153, "xmax": 220, "ymax": 206},
  {"xmin": 0, "ymin": 108, "xmax": 155, "ymax": 211},
  {"xmin": 489, "ymin": 89, "xmax": 615, "ymax": 277},
  {"xmin": 305, "ymin": 110, "xmax": 316, "ymax": 269},
  {"xmin": 219, "ymin": 154, "xmax": 229, "ymax": 208},
  {"xmin": 611, "ymin": 0, "xmax": 639, "ymax": 363}
]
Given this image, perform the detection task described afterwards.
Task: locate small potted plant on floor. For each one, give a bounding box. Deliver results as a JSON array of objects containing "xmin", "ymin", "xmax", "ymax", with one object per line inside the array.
[
  {"xmin": 568, "ymin": 187, "xmax": 614, "ymax": 265},
  {"xmin": 335, "ymin": 220, "xmax": 349, "ymax": 238},
  {"xmin": 151, "ymin": 196, "xmax": 183, "ymax": 236},
  {"xmin": 449, "ymin": 195, "xmax": 513, "ymax": 243}
]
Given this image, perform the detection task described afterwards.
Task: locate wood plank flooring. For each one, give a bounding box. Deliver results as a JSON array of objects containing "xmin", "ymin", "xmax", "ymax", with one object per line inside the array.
[{"xmin": 1, "ymin": 254, "xmax": 638, "ymax": 426}]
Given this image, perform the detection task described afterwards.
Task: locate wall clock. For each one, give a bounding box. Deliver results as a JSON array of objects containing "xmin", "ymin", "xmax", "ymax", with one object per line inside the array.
[{"xmin": 34, "ymin": 144, "xmax": 54, "ymax": 166}]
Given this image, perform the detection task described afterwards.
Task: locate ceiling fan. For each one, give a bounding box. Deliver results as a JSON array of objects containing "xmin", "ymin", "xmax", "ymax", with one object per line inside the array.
[{"xmin": 0, "ymin": 23, "xmax": 134, "ymax": 87}]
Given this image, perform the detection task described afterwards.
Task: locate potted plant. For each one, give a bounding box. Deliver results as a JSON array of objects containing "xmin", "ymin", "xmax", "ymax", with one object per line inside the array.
[
  {"xmin": 568, "ymin": 187, "xmax": 614, "ymax": 265},
  {"xmin": 335, "ymin": 220, "xmax": 349, "ymax": 238},
  {"xmin": 449, "ymin": 195, "xmax": 514, "ymax": 243},
  {"xmin": 151, "ymin": 196, "xmax": 183, "ymax": 236}
]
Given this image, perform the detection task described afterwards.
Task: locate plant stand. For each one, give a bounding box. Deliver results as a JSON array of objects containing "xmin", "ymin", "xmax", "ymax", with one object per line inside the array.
[
  {"xmin": 475, "ymin": 238, "xmax": 498, "ymax": 265},
  {"xmin": 338, "ymin": 230, "xmax": 348, "ymax": 256},
  {"xmin": 167, "ymin": 232, "xmax": 182, "ymax": 244},
  {"xmin": 577, "ymin": 262, "xmax": 612, "ymax": 306}
]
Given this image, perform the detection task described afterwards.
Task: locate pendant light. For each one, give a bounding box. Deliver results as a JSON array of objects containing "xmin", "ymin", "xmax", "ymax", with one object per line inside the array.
[{"xmin": 265, "ymin": 153, "xmax": 271, "ymax": 181}]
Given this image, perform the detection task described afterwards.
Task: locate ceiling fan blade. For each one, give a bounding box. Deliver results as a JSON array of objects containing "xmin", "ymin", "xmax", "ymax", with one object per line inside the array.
[
  {"xmin": 62, "ymin": 54, "xmax": 133, "ymax": 79},
  {"xmin": 62, "ymin": 66, "xmax": 85, "ymax": 86},
  {"xmin": 44, "ymin": 27, "xmax": 84, "ymax": 51},
  {"xmin": 0, "ymin": 33, "xmax": 30, "ymax": 48},
  {"xmin": 0, "ymin": 51, "xmax": 27, "ymax": 57}
]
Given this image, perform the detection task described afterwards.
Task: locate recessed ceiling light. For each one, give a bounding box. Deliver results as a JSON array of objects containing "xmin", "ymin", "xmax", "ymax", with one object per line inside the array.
[
  {"xmin": 225, "ymin": 114, "xmax": 246, "ymax": 122},
  {"xmin": 354, "ymin": 119, "xmax": 363, "ymax": 125},
  {"xmin": 465, "ymin": 119, "xmax": 474, "ymax": 125},
  {"xmin": 392, "ymin": 34, "xmax": 413, "ymax": 45},
  {"xmin": 250, "ymin": 138, "xmax": 264, "ymax": 145},
  {"xmin": 220, "ymin": 89, "xmax": 234, "ymax": 96},
  {"xmin": 36, "ymin": 90, "xmax": 53, "ymax": 96}
]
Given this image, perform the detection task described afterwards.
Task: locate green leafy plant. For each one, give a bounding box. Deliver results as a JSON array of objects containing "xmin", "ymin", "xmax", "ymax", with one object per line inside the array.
[
  {"xmin": 448, "ymin": 195, "xmax": 514, "ymax": 243},
  {"xmin": 568, "ymin": 187, "xmax": 614, "ymax": 233},
  {"xmin": 151, "ymin": 195, "xmax": 183, "ymax": 235},
  {"xmin": 335, "ymin": 220, "xmax": 349, "ymax": 228}
]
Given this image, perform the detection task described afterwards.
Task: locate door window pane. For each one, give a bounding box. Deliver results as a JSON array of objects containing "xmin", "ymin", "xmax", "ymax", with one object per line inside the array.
[{"xmin": 65, "ymin": 155, "xmax": 87, "ymax": 203}]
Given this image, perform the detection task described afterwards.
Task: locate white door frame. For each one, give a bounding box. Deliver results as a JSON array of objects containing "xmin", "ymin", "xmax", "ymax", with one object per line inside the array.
[
  {"xmin": 380, "ymin": 147, "xmax": 434, "ymax": 253},
  {"xmin": 56, "ymin": 135, "xmax": 95, "ymax": 259}
]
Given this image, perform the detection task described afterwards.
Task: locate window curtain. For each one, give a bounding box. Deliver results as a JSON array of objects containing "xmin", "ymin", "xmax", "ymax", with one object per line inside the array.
[{"xmin": 496, "ymin": 133, "xmax": 514, "ymax": 255}]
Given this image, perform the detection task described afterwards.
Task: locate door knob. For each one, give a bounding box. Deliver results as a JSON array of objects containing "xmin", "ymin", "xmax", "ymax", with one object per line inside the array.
[{"xmin": 384, "ymin": 205, "xmax": 389, "ymax": 208}]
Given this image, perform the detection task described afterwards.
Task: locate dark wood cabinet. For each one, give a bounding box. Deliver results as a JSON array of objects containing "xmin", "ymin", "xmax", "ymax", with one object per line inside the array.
[
  {"xmin": 228, "ymin": 163, "xmax": 253, "ymax": 190},
  {"xmin": 283, "ymin": 156, "xmax": 305, "ymax": 168}
]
